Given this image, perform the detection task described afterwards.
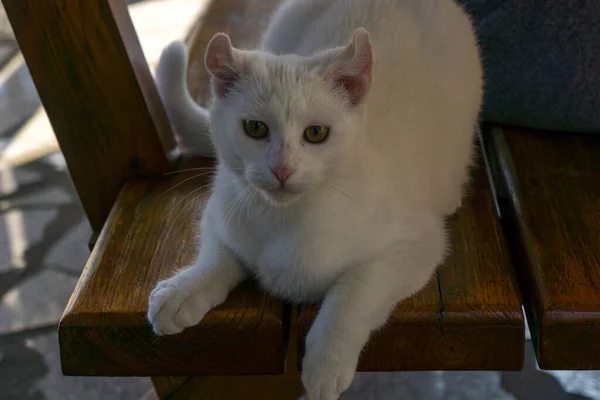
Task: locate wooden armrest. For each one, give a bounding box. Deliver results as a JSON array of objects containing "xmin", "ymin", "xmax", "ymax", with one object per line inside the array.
[
  {"xmin": 486, "ymin": 126, "xmax": 600, "ymax": 370},
  {"xmin": 58, "ymin": 0, "xmax": 288, "ymax": 378},
  {"xmin": 298, "ymin": 140, "xmax": 525, "ymax": 371},
  {"xmin": 59, "ymin": 160, "xmax": 288, "ymax": 376},
  {"xmin": 2, "ymin": 0, "xmax": 179, "ymax": 231}
]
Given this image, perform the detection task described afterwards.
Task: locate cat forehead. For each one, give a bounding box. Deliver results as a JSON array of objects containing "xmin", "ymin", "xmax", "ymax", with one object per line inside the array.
[
  {"xmin": 235, "ymin": 56, "xmax": 343, "ymax": 119},
  {"xmin": 248, "ymin": 58, "xmax": 319, "ymax": 96}
]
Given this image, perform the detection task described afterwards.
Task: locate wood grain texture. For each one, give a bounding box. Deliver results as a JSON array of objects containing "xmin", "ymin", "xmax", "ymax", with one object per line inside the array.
[
  {"xmin": 298, "ymin": 144, "xmax": 524, "ymax": 371},
  {"xmin": 2, "ymin": 0, "xmax": 179, "ymax": 231},
  {"xmin": 151, "ymin": 308, "xmax": 304, "ymax": 400},
  {"xmin": 59, "ymin": 160, "xmax": 287, "ymax": 376},
  {"xmin": 487, "ymin": 125, "xmax": 600, "ymax": 369}
]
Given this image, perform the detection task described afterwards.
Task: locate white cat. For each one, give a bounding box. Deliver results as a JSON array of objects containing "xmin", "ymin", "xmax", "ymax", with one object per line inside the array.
[{"xmin": 148, "ymin": 0, "xmax": 483, "ymax": 399}]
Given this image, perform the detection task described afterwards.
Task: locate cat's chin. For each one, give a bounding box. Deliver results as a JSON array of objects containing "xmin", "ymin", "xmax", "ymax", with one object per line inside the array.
[{"xmin": 259, "ymin": 188, "xmax": 302, "ymax": 207}]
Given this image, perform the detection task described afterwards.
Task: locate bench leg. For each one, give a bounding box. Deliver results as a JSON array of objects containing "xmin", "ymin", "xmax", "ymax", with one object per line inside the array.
[
  {"xmin": 150, "ymin": 372, "xmax": 303, "ymax": 399},
  {"xmin": 150, "ymin": 307, "xmax": 305, "ymax": 399}
]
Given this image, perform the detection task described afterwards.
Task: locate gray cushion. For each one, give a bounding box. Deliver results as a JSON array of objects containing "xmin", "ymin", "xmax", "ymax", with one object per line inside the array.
[{"xmin": 459, "ymin": 0, "xmax": 600, "ymax": 132}]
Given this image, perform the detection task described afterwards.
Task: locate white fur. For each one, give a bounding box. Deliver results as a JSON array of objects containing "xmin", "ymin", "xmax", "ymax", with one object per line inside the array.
[
  {"xmin": 149, "ymin": 1, "xmax": 482, "ymax": 399},
  {"xmin": 155, "ymin": 41, "xmax": 213, "ymax": 156}
]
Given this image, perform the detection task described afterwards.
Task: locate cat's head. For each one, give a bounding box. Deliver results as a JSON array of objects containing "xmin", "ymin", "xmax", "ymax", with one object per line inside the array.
[{"xmin": 206, "ymin": 28, "xmax": 373, "ymax": 207}]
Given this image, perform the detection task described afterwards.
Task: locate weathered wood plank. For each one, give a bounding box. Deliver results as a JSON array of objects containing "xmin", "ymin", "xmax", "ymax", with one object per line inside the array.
[
  {"xmin": 59, "ymin": 160, "xmax": 287, "ymax": 376},
  {"xmin": 487, "ymin": 125, "xmax": 600, "ymax": 369},
  {"xmin": 151, "ymin": 307, "xmax": 303, "ymax": 399}
]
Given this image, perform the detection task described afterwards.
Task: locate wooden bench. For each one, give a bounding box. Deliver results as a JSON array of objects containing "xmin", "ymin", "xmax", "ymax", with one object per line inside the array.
[
  {"xmin": 484, "ymin": 126, "xmax": 600, "ymax": 370},
  {"xmin": 4, "ymin": 0, "xmax": 597, "ymax": 398}
]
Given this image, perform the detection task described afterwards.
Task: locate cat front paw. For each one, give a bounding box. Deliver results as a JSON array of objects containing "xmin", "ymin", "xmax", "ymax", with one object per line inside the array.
[
  {"xmin": 301, "ymin": 336, "xmax": 357, "ymax": 400},
  {"xmin": 147, "ymin": 277, "xmax": 213, "ymax": 336}
]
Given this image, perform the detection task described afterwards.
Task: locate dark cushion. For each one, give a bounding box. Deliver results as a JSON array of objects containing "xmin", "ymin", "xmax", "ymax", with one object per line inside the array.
[{"xmin": 459, "ymin": 0, "xmax": 600, "ymax": 132}]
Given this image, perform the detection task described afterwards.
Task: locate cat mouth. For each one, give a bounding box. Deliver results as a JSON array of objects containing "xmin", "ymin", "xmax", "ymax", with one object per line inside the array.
[{"xmin": 260, "ymin": 186, "xmax": 300, "ymax": 206}]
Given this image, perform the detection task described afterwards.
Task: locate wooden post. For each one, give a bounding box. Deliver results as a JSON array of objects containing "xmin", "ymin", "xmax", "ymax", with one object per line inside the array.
[{"xmin": 2, "ymin": 0, "xmax": 179, "ymax": 231}]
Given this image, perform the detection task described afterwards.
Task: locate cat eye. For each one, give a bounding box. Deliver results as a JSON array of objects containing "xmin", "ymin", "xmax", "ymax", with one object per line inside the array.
[
  {"xmin": 303, "ymin": 126, "xmax": 330, "ymax": 144},
  {"xmin": 243, "ymin": 120, "xmax": 269, "ymax": 139}
]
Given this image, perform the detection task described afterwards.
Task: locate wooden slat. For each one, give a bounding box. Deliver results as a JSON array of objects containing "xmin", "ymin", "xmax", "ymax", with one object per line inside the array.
[
  {"xmin": 151, "ymin": 307, "xmax": 304, "ymax": 400},
  {"xmin": 298, "ymin": 144, "xmax": 525, "ymax": 371},
  {"xmin": 487, "ymin": 125, "xmax": 600, "ymax": 369},
  {"xmin": 58, "ymin": 0, "xmax": 288, "ymax": 379},
  {"xmin": 59, "ymin": 161, "xmax": 287, "ymax": 376},
  {"xmin": 2, "ymin": 0, "xmax": 179, "ymax": 231}
]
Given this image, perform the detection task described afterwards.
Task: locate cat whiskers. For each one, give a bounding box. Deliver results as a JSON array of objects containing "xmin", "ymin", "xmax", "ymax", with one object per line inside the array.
[
  {"xmin": 163, "ymin": 166, "xmax": 216, "ymax": 176},
  {"xmin": 327, "ymin": 186, "xmax": 377, "ymax": 220},
  {"xmin": 159, "ymin": 164, "xmax": 244, "ymax": 198},
  {"xmin": 162, "ymin": 183, "xmax": 210, "ymax": 223},
  {"xmin": 232, "ymin": 186, "xmax": 253, "ymax": 227},
  {"xmin": 325, "ymin": 189, "xmax": 343, "ymax": 227},
  {"xmin": 162, "ymin": 164, "xmax": 245, "ymax": 177},
  {"xmin": 162, "ymin": 183, "xmax": 213, "ymax": 242},
  {"xmin": 160, "ymin": 171, "xmax": 214, "ymax": 198},
  {"xmin": 223, "ymin": 185, "xmax": 252, "ymax": 228}
]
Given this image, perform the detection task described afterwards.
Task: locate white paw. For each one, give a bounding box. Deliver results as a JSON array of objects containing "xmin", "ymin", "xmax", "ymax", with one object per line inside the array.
[
  {"xmin": 147, "ymin": 277, "xmax": 216, "ymax": 336},
  {"xmin": 301, "ymin": 337, "xmax": 357, "ymax": 400}
]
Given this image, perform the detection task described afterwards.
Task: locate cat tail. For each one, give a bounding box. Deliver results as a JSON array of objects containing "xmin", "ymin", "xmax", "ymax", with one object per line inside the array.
[{"xmin": 155, "ymin": 41, "xmax": 214, "ymax": 157}]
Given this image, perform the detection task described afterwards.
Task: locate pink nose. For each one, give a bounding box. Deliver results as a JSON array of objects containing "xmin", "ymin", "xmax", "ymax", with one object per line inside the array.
[{"xmin": 270, "ymin": 166, "xmax": 294, "ymax": 184}]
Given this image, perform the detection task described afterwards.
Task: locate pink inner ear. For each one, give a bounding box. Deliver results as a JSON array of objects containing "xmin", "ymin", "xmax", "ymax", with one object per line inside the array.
[
  {"xmin": 205, "ymin": 51, "xmax": 226, "ymax": 72},
  {"xmin": 212, "ymin": 67, "xmax": 239, "ymax": 98},
  {"xmin": 205, "ymin": 34, "xmax": 239, "ymax": 98},
  {"xmin": 334, "ymin": 75, "xmax": 369, "ymax": 106},
  {"xmin": 327, "ymin": 29, "xmax": 373, "ymax": 106}
]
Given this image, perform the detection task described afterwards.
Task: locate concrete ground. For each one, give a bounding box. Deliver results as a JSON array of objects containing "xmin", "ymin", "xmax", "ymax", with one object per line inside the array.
[{"xmin": 0, "ymin": 1, "xmax": 599, "ymax": 399}]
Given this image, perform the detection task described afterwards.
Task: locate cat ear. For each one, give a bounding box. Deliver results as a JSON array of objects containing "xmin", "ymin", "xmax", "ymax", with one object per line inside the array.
[
  {"xmin": 325, "ymin": 28, "xmax": 373, "ymax": 106},
  {"xmin": 205, "ymin": 33, "xmax": 240, "ymax": 98}
]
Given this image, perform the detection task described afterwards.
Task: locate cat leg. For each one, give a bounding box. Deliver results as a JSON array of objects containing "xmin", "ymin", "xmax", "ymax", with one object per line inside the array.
[
  {"xmin": 147, "ymin": 231, "xmax": 246, "ymax": 336},
  {"xmin": 301, "ymin": 219, "xmax": 446, "ymax": 400}
]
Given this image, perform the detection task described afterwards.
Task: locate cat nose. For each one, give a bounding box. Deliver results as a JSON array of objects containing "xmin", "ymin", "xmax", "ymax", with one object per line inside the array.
[{"xmin": 270, "ymin": 166, "xmax": 295, "ymax": 184}]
